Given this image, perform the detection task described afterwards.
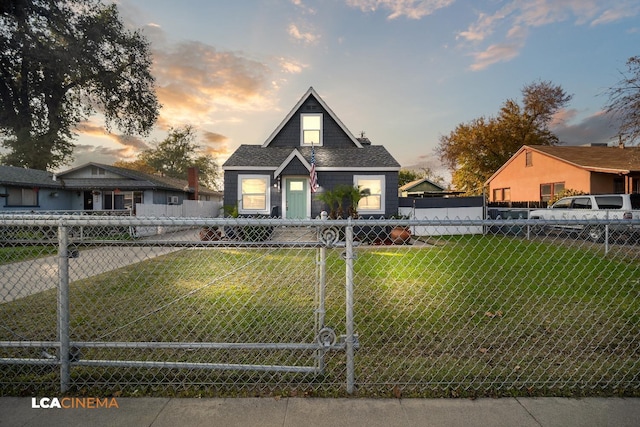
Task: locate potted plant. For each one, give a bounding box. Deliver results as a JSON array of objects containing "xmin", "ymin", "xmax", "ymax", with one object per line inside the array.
[
  {"xmin": 333, "ymin": 185, "xmax": 352, "ymax": 218},
  {"xmin": 221, "ymin": 205, "xmax": 273, "ymax": 241},
  {"xmin": 317, "ymin": 189, "xmax": 339, "ymax": 219},
  {"xmin": 222, "ymin": 205, "xmax": 241, "ymax": 239},
  {"xmin": 199, "ymin": 226, "xmax": 221, "ymax": 241},
  {"xmin": 389, "ymin": 215, "xmax": 411, "ymax": 244},
  {"xmin": 346, "ymin": 186, "xmax": 370, "ymax": 218}
]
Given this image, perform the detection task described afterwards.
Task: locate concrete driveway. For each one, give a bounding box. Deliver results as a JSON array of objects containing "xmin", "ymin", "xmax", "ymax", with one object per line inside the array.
[{"xmin": 1, "ymin": 230, "xmax": 199, "ymax": 303}]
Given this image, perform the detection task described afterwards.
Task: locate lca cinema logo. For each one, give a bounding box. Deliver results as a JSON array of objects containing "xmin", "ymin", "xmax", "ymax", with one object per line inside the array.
[{"xmin": 31, "ymin": 397, "xmax": 119, "ymax": 409}]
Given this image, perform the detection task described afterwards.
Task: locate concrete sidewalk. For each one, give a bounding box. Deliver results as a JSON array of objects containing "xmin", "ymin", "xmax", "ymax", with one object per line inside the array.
[{"xmin": 2, "ymin": 397, "xmax": 639, "ymax": 427}]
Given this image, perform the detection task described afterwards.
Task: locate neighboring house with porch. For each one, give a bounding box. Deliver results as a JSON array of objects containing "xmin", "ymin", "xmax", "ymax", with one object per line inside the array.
[
  {"xmin": 222, "ymin": 87, "xmax": 401, "ymax": 218},
  {"xmin": 56, "ymin": 163, "xmax": 221, "ymax": 212},
  {"xmin": 1, "ymin": 163, "xmax": 222, "ymax": 213},
  {"xmin": 486, "ymin": 145, "xmax": 640, "ymax": 204}
]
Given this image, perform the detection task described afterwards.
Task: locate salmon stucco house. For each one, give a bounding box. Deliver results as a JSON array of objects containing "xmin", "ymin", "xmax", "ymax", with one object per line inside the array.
[
  {"xmin": 222, "ymin": 88, "xmax": 401, "ymax": 218},
  {"xmin": 487, "ymin": 144, "xmax": 640, "ymax": 204}
]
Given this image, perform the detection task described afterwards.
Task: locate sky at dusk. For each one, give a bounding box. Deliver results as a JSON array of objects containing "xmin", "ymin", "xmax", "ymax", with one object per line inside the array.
[{"xmin": 71, "ymin": 0, "xmax": 640, "ymax": 181}]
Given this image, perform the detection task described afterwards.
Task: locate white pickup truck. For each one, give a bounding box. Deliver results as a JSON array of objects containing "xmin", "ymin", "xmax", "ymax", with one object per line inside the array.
[{"xmin": 529, "ymin": 194, "xmax": 640, "ymax": 242}]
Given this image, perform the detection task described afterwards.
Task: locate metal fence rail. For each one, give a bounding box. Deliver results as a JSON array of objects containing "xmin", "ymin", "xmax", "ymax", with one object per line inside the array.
[{"xmin": 1, "ymin": 215, "xmax": 639, "ymax": 397}]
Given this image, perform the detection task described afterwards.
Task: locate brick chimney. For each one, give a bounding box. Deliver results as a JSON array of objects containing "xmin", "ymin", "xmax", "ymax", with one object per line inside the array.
[{"xmin": 187, "ymin": 167, "xmax": 199, "ymax": 200}]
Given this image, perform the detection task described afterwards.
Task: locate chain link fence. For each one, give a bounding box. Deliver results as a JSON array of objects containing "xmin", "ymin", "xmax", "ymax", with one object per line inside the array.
[{"xmin": 1, "ymin": 214, "xmax": 639, "ymax": 397}]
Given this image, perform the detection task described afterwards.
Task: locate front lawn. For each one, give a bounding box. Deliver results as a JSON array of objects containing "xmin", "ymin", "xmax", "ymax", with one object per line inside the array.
[
  {"xmin": 1, "ymin": 235, "xmax": 638, "ymax": 397},
  {"xmin": 0, "ymin": 245, "xmax": 58, "ymax": 264}
]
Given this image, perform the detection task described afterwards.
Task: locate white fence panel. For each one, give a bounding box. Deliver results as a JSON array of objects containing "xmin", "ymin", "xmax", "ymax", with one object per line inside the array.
[
  {"xmin": 134, "ymin": 201, "xmax": 221, "ymax": 236},
  {"xmin": 400, "ymin": 206, "xmax": 484, "ymax": 236},
  {"xmin": 182, "ymin": 200, "xmax": 222, "ymax": 218}
]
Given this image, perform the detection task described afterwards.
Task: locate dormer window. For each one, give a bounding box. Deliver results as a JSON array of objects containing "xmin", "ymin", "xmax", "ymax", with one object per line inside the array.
[{"xmin": 301, "ymin": 113, "xmax": 322, "ymax": 146}]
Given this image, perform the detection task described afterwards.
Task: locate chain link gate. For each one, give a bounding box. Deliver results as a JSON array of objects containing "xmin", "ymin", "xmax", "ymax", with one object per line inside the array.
[
  {"xmin": 0, "ymin": 216, "xmax": 356, "ymax": 396},
  {"xmin": 1, "ymin": 214, "xmax": 639, "ymax": 397}
]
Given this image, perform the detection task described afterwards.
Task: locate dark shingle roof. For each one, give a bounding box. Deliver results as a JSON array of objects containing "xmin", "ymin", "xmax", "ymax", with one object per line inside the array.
[
  {"xmin": 74, "ymin": 164, "xmax": 192, "ymax": 191},
  {"xmin": 223, "ymin": 145, "xmax": 400, "ymax": 169},
  {"xmin": 0, "ymin": 165, "xmax": 63, "ymax": 188},
  {"xmin": 1, "ymin": 163, "xmax": 221, "ymax": 196},
  {"xmin": 58, "ymin": 163, "xmax": 220, "ymax": 195}
]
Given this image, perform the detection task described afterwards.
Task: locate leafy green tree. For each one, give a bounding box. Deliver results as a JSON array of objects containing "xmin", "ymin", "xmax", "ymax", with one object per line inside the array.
[
  {"xmin": 399, "ymin": 167, "xmax": 446, "ymax": 187},
  {"xmin": 139, "ymin": 125, "xmax": 220, "ymax": 190},
  {"xmin": 549, "ymin": 188, "xmax": 585, "ymax": 205},
  {"xmin": 437, "ymin": 80, "xmax": 572, "ymax": 195},
  {"xmin": 399, "ymin": 169, "xmax": 420, "ymax": 187},
  {"xmin": 112, "ymin": 158, "xmax": 157, "ymax": 175},
  {"xmin": 0, "ymin": 0, "xmax": 160, "ymax": 170},
  {"xmin": 605, "ymin": 56, "xmax": 640, "ymax": 146}
]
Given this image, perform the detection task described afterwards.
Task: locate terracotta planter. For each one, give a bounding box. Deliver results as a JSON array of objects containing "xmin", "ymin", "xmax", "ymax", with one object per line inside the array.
[
  {"xmin": 389, "ymin": 226, "xmax": 411, "ymax": 244},
  {"xmin": 199, "ymin": 227, "xmax": 221, "ymax": 241}
]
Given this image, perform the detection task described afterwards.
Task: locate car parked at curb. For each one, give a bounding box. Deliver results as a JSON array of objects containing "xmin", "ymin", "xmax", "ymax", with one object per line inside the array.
[{"xmin": 529, "ymin": 194, "xmax": 640, "ymax": 242}]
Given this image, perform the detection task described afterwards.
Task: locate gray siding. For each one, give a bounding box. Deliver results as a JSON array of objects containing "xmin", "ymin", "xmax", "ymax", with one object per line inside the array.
[
  {"xmin": 0, "ymin": 186, "xmax": 72, "ymax": 211},
  {"xmin": 280, "ymin": 157, "xmax": 308, "ymax": 175},
  {"xmin": 223, "ymin": 171, "xmax": 239, "ymax": 208},
  {"xmin": 223, "ymin": 170, "xmax": 278, "ymax": 216},
  {"xmin": 225, "ymin": 169, "xmax": 398, "ymax": 218},
  {"xmin": 312, "ymin": 171, "xmax": 398, "ymax": 218}
]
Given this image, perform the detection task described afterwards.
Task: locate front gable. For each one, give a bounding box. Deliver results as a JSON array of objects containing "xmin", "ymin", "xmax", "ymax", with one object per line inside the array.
[
  {"xmin": 262, "ymin": 87, "xmax": 362, "ymax": 149},
  {"xmin": 274, "ymin": 149, "xmax": 311, "ymax": 178},
  {"xmin": 400, "ymin": 178, "xmax": 446, "ymax": 196}
]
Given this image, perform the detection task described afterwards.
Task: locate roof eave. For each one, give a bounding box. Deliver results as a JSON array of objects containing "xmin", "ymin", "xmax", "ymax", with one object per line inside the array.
[
  {"xmin": 485, "ymin": 145, "xmax": 530, "ymax": 185},
  {"xmin": 583, "ymin": 167, "xmax": 631, "ymax": 174},
  {"xmin": 273, "ymin": 149, "xmax": 311, "ymax": 178}
]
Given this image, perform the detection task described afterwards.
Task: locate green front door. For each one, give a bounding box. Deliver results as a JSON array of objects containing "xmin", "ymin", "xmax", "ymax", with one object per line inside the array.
[{"xmin": 285, "ymin": 178, "xmax": 308, "ymax": 219}]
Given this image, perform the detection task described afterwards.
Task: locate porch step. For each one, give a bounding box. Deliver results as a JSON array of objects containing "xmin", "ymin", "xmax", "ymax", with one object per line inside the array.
[{"xmin": 271, "ymin": 226, "xmax": 318, "ymax": 242}]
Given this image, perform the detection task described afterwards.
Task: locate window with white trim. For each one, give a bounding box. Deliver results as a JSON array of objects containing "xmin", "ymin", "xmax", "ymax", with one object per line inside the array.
[
  {"xmin": 301, "ymin": 113, "xmax": 322, "ymax": 146},
  {"xmin": 238, "ymin": 175, "xmax": 270, "ymax": 214},
  {"xmin": 354, "ymin": 175, "xmax": 385, "ymax": 215}
]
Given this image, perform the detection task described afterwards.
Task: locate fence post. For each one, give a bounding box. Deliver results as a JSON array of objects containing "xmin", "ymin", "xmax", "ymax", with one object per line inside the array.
[
  {"xmin": 345, "ymin": 219, "xmax": 355, "ymax": 394},
  {"xmin": 57, "ymin": 224, "xmax": 71, "ymax": 393},
  {"xmin": 317, "ymin": 212, "xmax": 328, "ymax": 373}
]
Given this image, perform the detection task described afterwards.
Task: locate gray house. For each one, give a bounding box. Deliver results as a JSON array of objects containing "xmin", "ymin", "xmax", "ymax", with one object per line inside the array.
[
  {"xmin": 56, "ymin": 163, "xmax": 220, "ymax": 211},
  {"xmin": 1, "ymin": 163, "xmax": 221, "ymax": 212},
  {"xmin": 0, "ymin": 165, "xmax": 68, "ymax": 211},
  {"xmin": 222, "ymin": 87, "xmax": 401, "ymax": 218}
]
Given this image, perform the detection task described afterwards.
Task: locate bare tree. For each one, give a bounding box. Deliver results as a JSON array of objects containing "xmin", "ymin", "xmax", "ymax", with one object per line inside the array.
[{"xmin": 605, "ymin": 56, "xmax": 640, "ymax": 146}]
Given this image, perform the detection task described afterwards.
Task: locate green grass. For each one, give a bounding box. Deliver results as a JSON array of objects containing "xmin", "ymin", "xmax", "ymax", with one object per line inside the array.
[
  {"xmin": 1, "ymin": 235, "xmax": 639, "ymax": 397},
  {"xmin": 0, "ymin": 245, "xmax": 58, "ymax": 264}
]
